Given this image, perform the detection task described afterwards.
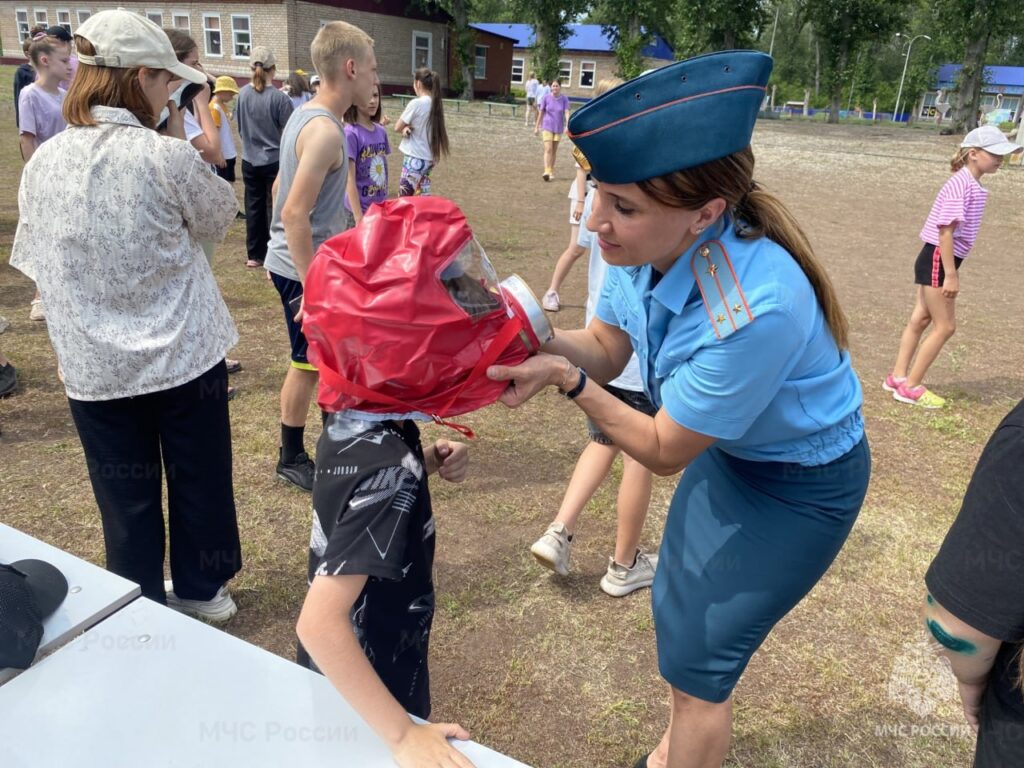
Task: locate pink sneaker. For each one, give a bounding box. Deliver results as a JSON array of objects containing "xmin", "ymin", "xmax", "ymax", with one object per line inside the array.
[
  {"xmin": 893, "ymin": 383, "xmax": 946, "ymax": 409},
  {"xmin": 883, "ymin": 373, "xmax": 906, "ymax": 393}
]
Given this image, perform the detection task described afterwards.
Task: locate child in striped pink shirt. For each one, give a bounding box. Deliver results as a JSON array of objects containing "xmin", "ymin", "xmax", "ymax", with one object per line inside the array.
[{"xmin": 885, "ymin": 126, "xmax": 1020, "ymax": 408}]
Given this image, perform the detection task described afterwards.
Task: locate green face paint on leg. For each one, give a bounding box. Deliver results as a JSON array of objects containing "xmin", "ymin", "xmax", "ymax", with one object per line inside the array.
[
  {"xmin": 927, "ymin": 618, "xmax": 978, "ymax": 655},
  {"xmin": 927, "ymin": 594, "xmax": 935, "ymax": 606}
]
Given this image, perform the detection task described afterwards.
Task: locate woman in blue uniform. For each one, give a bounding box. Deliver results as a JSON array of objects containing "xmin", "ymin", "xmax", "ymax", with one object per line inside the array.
[{"xmin": 488, "ymin": 51, "xmax": 870, "ymax": 768}]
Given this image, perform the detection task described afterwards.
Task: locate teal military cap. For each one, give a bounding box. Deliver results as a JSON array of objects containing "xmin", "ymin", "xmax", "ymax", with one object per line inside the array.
[{"xmin": 567, "ymin": 50, "xmax": 772, "ymax": 184}]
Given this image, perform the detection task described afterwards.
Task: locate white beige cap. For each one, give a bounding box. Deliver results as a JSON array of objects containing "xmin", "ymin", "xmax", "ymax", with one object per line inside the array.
[
  {"xmin": 75, "ymin": 9, "xmax": 206, "ymax": 85},
  {"xmin": 961, "ymin": 124, "xmax": 1021, "ymax": 155}
]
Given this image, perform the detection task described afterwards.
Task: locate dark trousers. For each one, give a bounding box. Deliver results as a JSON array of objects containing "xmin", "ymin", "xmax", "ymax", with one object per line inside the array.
[
  {"xmin": 67, "ymin": 362, "xmax": 242, "ymax": 603},
  {"xmin": 242, "ymin": 159, "xmax": 278, "ymax": 264}
]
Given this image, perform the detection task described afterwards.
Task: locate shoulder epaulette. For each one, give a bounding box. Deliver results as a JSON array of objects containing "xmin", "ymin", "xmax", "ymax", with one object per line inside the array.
[{"xmin": 690, "ymin": 239, "xmax": 755, "ymax": 340}]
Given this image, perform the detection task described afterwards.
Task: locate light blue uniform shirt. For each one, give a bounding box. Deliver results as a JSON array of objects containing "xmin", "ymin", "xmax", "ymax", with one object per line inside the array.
[{"xmin": 595, "ymin": 217, "xmax": 863, "ymax": 466}]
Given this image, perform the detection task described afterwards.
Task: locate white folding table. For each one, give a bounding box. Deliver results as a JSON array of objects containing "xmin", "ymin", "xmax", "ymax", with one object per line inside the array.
[
  {"xmin": 0, "ymin": 522, "xmax": 140, "ymax": 684},
  {"xmin": 0, "ymin": 598, "xmax": 532, "ymax": 767}
]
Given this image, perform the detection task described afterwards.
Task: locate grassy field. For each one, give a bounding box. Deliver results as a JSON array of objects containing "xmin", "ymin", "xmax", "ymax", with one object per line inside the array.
[{"xmin": 3, "ymin": 65, "xmax": 1023, "ymax": 767}]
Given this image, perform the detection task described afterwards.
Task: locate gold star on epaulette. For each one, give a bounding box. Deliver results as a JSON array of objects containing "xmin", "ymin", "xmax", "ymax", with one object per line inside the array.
[
  {"xmin": 716, "ymin": 313, "xmax": 726, "ymax": 324},
  {"xmin": 707, "ymin": 263, "xmax": 718, "ymax": 277},
  {"xmin": 733, "ymin": 304, "xmax": 743, "ymax": 314}
]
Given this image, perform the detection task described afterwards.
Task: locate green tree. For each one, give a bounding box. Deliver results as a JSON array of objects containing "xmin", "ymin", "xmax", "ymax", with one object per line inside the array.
[
  {"xmin": 932, "ymin": 0, "xmax": 1024, "ymax": 131},
  {"xmin": 669, "ymin": 0, "xmax": 770, "ymax": 56},
  {"xmin": 804, "ymin": 0, "xmax": 909, "ymax": 123},
  {"xmin": 590, "ymin": 0, "xmax": 673, "ymax": 79}
]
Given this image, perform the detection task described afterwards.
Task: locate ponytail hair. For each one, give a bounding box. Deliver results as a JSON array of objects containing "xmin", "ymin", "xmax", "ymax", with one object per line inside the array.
[
  {"xmin": 950, "ymin": 147, "xmax": 972, "ymax": 172},
  {"xmin": 636, "ymin": 146, "xmax": 850, "ymax": 349},
  {"xmin": 251, "ymin": 62, "xmax": 274, "ymax": 93},
  {"xmin": 415, "ymin": 67, "xmax": 449, "ymax": 162}
]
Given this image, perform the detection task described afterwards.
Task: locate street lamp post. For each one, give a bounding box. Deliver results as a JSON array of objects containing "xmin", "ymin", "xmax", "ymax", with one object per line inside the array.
[{"xmin": 893, "ymin": 33, "xmax": 931, "ymax": 123}]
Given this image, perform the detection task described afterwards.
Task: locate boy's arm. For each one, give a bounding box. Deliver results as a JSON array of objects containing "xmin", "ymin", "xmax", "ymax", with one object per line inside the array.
[
  {"xmin": 282, "ymin": 117, "xmax": 345, "ymax": 284},
  {"xmin": 345, "ymin": 158, "xmax": 362, "ymax": 224},
  {"xmin": 924, "ymin": 593, "xmax": 1001, "ymax": 730},
  {"xmin": 938, "ymin": 225, "xmax": 958, "ymax": 298},
  {"xmin": 298, "ymin": 575, "xmax": 475, "ymax": 768}
]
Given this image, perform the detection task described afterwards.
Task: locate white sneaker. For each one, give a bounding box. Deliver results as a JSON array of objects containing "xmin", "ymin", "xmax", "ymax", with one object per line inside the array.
[
  {"xmin": 530, "ymin": 522, "xmax": 573, "ymax": 576},
  {"xmin": 29, "ymin": 299, "xmax": 45, "ymax": 321},
  {"xmin": 600, "ymin": 550, "xmax": 658, "ymax": 597},
  {"xmin": 164, "ymin": 579, "xmax": 238, "ymax": 623},
  {"xmin": 541, "ymin": 290, "xmax": 560, "ymax": 311}
]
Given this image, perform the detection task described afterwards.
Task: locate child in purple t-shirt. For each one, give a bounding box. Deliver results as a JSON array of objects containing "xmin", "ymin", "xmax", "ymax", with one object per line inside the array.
[
  {"xmin": 19, "ymin": 30, "xmax": 72, "ymax": 324},
  {"xmin": 18, "ymin": 32, "xmax": 71, "ymax": 163},
  {"xmin": 343, "ymin": 84, "xmax": 391, "ymax": 228},
  {"xmin": 533, "ymin": 79, "xmax": 571, "ymax": 181}
]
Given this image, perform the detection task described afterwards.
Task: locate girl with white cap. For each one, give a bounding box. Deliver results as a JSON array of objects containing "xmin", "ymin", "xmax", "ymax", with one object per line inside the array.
[
  {"xmin": 10, "ymin": 9, "xmax": 243, "ymax": 621},
  {"xmin": 885, "ymin": 124, "xmax": 1021, "ymax": 408}
]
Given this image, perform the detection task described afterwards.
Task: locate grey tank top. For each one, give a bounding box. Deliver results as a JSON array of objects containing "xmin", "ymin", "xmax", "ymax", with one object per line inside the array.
[{"xmin": 264, "ymin": 107, "xmax": 348, "ymax": 282}]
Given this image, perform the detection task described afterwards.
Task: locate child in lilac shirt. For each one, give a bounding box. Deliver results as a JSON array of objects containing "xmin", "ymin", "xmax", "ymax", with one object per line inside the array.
[
  {"xmin": 533, "ymin": 79, "xmax": 571, "ymax": 181},
  {"xmin": 343, "ymin": 84, "xmax": 391, "ymax": 228},
  {"xmin": 18, "ymin": 32, "xmax": 71, "ymax": 162}
]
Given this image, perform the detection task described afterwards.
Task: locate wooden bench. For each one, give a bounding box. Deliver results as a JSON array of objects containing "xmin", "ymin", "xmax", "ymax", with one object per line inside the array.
[{"xmin": 485, "ymin": 102, "xmax": 519, "ymax": 117}]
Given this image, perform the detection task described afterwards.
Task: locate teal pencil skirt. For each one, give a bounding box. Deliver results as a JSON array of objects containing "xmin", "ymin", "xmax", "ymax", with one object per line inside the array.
[{"xmin": 653, "ymin": 438, "xmax": 870, "ymax": 703}]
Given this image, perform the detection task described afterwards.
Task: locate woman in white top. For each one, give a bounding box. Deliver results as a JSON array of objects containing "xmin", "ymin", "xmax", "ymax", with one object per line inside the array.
[{"xmin": 11, "ymin": 10, "xmax": 243, "ymax": 622}]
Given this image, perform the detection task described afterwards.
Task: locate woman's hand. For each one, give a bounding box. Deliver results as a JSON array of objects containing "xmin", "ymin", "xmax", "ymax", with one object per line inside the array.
[
  {"xmin": 487, "ymin": 353, "xmax": 571, "ymax": 408},
  {"xmin": 572, "ymin": 200, "xmax": 584, "ymax": 222}
]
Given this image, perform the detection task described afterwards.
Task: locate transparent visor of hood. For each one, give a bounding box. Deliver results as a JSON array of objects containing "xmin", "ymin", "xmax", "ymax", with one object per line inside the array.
[{"xmin": 440, "ymin": 237, "xmax": 504, "ymax": 322}]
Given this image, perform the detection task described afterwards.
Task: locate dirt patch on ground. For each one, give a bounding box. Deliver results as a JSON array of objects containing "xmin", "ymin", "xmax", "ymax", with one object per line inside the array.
[{"xmin": 3, "ymin": 92, "xmax": 1021, "ymax": 767}]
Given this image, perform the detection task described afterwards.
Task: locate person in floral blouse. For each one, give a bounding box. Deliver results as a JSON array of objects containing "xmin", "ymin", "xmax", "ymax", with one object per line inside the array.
[{"xmin": 11, "ymin": 10, "xmax": 243, "ymax": 622}]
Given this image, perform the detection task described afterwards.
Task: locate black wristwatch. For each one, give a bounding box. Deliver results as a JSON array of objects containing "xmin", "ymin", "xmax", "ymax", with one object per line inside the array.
[{"xmin": 562, "ymin": 367, "xmax": 587, "ymax": 399}]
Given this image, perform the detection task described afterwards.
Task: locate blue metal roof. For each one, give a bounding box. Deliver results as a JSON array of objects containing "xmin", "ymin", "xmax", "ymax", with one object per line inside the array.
[
  {"xmin": 936, "ymin": 63, "xmax": 1024, "ymax": 88},
  {"xmin": 470, "ymin": 23, "xmax": 674, "ymax": 61}
]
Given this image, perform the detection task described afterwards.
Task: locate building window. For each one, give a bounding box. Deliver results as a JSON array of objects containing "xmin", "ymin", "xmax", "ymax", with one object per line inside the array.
[
  {"xmin": 203, "ymin": 13, "xmax": 222, "ymax": 57},
  {"xmin": 579, "ymin": 60, "xmax": 595, "ymax": 89},
  {"xmin": 77, "ymin": 9, "xmax": 90, "ymax": 25},
  {"xmin": 33, "ymin": 8, "xmax": 48, "ymax": 25},
  {"xmin": 231, "ymin": 14, "xmax": 250, "ymax": 58},
  {"xmin": 171, "ymin": 10, "xmax": 189, "ymax": 30},
  {"xmin": 146, "ymin": 10, "xmax": 163, "ymax": 26},
  {"xmin": 412, "ymin": 30, "xmax": 432, "ymax": 72},
  {"xmin": 474, "ymin": 45, "xmax": 487, "ymax": 80},
  {"xmin": 56, "ymin": 8, "xmax": 71, "ymax": 32},
  {"xmin": 558, "ymin": 59, "xmax": 572, "ymax": 85},
  {"xmin": 16, "ymin": 9, "xmax": 30, "ymax": 41},
  {"xmin": 511, "ymin": 57, "xmax": 524, "ymax": 84}
]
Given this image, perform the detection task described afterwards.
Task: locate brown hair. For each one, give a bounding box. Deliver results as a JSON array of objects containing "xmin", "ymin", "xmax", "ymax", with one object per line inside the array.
[
  {"xmin": 27, "ymin": 34, "xmax": 65, "ymax": 68},
  {"xmin": 251, "ymin": 63, "xmax": 274, "ymax": 93},
  {"xmin": 287, "ymin": 71, "xmax": 310, "ymax": 97},
  {"xmin": 414, "ymin": 67, "xmax": 449, "ymax": 162},
  {"xmin": 637, "ymin": 146, "xmax": 850, "ymax": 348},
  {"xmin": 163, "ymin": 27, "xmax": 197, "ymax": 63},
  {"xmin": 344, "ymin": 83, "xmax": 382, "ymax": 124},
  {"xmin": 312, "ymin": 21, "xmax": 374, "ymax": 84},
  {"xmin": 63, "ymin": 37, "xmax": 158, "ymax": 128},
  {"xmin": 23, "ymin": 24, "xmax": 46, "ymax": 56}
]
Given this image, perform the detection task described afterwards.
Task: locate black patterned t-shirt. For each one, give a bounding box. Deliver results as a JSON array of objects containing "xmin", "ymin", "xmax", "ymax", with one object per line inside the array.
[{"xmin": 298, "ymin": 415, "xmax": 435, "ymax": 718}]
